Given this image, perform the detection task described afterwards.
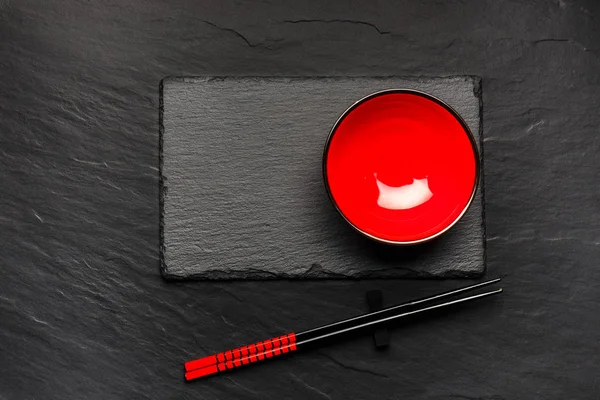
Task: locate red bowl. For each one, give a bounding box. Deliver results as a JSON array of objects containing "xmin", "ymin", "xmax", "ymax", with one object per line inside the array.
[{"xmin": 323, "ymin": 90, "xmax": 480, "ymax": 245}]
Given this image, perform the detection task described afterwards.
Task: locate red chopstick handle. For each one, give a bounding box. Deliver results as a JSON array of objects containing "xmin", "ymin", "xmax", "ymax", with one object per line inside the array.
[{"xmin": 185, "ymin": 333, "xmax": 297, "ymax": 381}]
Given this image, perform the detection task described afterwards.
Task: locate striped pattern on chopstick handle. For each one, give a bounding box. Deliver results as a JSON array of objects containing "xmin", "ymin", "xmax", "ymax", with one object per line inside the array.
[{"xmin": 185, "ymin": 333, "xmax": 297, "ymax": 381}]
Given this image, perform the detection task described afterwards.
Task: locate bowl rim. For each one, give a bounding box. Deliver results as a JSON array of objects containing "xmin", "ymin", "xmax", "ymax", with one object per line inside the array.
[{"xmin": 322, "ymin": 88, "xmax": 481, "ymax": 245}]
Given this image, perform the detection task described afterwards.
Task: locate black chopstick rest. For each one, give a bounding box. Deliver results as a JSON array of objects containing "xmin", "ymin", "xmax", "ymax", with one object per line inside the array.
[{"xmin": 366, "ymin": 290, "xmax": 390, "ymax": 349}]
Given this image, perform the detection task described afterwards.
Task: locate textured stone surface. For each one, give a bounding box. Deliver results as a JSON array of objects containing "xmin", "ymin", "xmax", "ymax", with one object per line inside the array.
[
  {"xmin": 161, "ymin": 76, "xmax": 485, "ymax": 279},
  {"xmin": 1, "ymin": 0, "xmax": 600, "ymax": 399}
]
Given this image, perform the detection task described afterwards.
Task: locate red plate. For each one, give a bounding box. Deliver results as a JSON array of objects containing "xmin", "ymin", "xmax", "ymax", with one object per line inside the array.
[{"xmin": 323, "ymin": 90, "xmax": 479, "ymax": 244}]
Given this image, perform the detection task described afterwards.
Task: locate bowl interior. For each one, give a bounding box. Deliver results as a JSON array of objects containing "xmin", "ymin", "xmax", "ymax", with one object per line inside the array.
[{"xmin": 324, "ymin": 91, "xmax": 479, "ymax": 244}]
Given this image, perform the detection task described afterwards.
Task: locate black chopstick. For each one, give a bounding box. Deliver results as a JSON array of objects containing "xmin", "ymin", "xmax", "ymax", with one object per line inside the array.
[{"xmin": 185, "ymin": 278, "xmax": 502, "ymax": 381}]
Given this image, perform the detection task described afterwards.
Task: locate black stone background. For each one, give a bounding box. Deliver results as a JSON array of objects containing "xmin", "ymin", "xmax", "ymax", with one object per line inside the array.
[{"xmin": 1, "ymin": 1, "xmax": 599, "ymax": 399}]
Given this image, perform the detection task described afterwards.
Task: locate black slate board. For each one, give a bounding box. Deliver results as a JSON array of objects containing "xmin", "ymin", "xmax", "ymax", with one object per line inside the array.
[{"xmin": 160, "ymin": 76, "xmax": 485, "ymax": 279}]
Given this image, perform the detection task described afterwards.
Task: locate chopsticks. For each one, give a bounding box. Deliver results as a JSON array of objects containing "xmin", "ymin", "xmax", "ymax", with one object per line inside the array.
[{"xmin": 185, "ymin": 278, "xmax": 502, "ymax": 381}]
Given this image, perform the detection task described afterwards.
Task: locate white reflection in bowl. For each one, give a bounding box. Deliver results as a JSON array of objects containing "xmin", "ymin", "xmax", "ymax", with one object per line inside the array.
[{"xmin": 374, "ymin": 174, "xmax": 433, "ymax": 210}]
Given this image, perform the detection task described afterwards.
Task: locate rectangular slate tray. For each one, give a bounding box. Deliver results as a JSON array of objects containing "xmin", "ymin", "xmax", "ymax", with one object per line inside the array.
[{"xmin": 160, "ymin": 76, "xmax": 485, "ymax": 279}]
